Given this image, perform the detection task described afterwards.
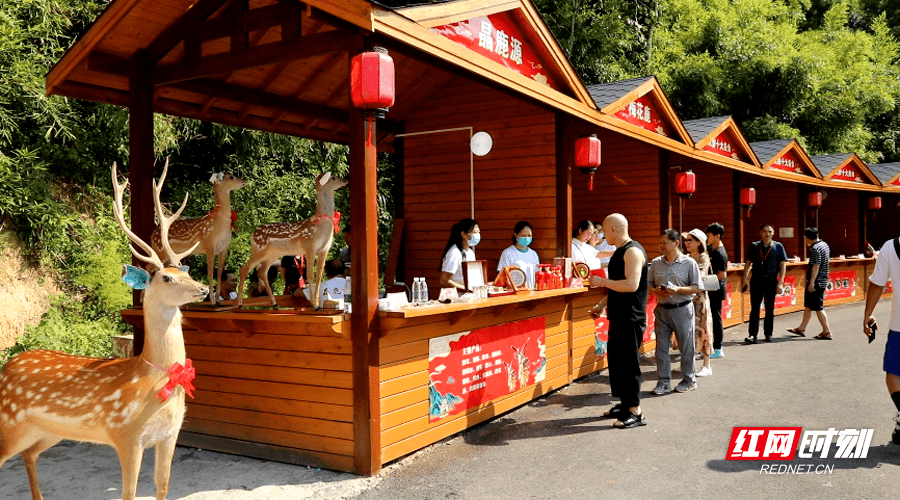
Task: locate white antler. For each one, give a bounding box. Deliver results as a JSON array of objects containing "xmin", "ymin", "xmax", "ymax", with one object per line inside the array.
[
  {"xmin": 111, "ymin": 161, "xmax": 165, "ymax": 270},
  {"xmin": 152, "ymin": 159, "xmax": 198, "ymax": 266}
]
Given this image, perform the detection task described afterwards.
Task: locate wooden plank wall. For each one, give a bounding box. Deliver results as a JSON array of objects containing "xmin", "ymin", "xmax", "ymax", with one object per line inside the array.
[
  {"xmin": 669, "ymin": 159, "xmax": 736, "ymax": 246},
  {"xmin": 179, "ymin": 315, "xmax": 356, "ymax": 472},
  {"xmin": 571, "ymin": 130, "xmax": 662, "ymax": 247},
  {"xmin": 865, "ymin": 193, "xmax": 900, "ymax": 249},
  {"xmin": 816, "ymin": 187, "xmax": 862, "ymax": 257},
  {"xmin": 740, "ymin": 175, "xmax": 803, "ymax": 258},
  {"xmin": 570, "ymin": 289, "xmax": 608, "ymax": 378},
  {"xmin": 402, "ymin": 77, "xmax": 558, "ymax": 292},
  {"xmin": 378, "ymin": 301, "xmax": 572, "ymax": 465}
]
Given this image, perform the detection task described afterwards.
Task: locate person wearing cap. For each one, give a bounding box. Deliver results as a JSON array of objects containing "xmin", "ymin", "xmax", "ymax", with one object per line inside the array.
[
  {"xmin": 648, "ymin": 228, "xmax": 703, "ymax": 394},
  {"xmin": 683, "ymin": 229, "xmax": 714, "ymax": 377}
]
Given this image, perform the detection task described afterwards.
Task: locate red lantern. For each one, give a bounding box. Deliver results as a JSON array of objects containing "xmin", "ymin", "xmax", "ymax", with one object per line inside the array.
[
  {"xmin": 808, "ymin": 191, "xmax": 823, "ymax": 208},
  {"xmin": 575, "ymin": 135, "xmax": 601, "ymax": 191},
  {"xmin": 740, "ymin": 187, "xmax": 756, "ymax": 206},
  {"xmin": 676, "ymin": 170, "xmax": 696, "ymax": 198},
  {"xmin": 350, "ymin": 49, "xmax": 395, "ymax": 111},
  {"xmin": 869, "ymin": 196, "xmax": 882, "ymax": 210}
]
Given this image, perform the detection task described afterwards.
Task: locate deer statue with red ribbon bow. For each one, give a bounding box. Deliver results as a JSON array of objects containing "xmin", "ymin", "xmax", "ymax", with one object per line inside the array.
[
  {"xmin": 150, "ymin": 167, "xmax": 245, "ymax": 305},
  {"xmin": 238, "ymin": 171, "xmax": 347, "ymax": 309},
  {"xmin": 0, "ymin": 162, "xmax": 208, "ymax": 500}
]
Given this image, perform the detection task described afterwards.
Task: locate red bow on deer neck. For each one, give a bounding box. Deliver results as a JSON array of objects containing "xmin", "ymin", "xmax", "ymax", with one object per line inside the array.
[
  {"xmin": 316, "ymin": 211, "xmax": 341, "ymax": 233},
  {"xmin": 146, "ymin": 359, "xmax": 196, "ymax": 402},
  {"xmin": 209, "ymin": 205, "xmax": 239, "ymax": 231}
]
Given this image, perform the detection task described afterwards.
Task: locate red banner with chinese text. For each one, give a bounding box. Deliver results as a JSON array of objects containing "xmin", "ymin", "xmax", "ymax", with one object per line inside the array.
[
  {"xmin": 825, "ymin": 270, "xmax": 857, "ymax": 300},
  {"xmin": 614, "ymin": 95, "xmax": 671, "ymax": 137},
  {"xmin": 428, "ymin": 317, "xmax": 546, "ymax": 422},
  {"xmin": 703, "ymin": 131, "xmax": 742, "ymax": 161},
  {"xmin": 830, "ymin": 165, "xmax": 864, "ymax": 183},
  {"xmin": 431, "ymin": 13, "xmax": 563, "ymax": 91},
  {"xmin": 769, "ymin": 151, "xmax": 804, "ymax": 174}
]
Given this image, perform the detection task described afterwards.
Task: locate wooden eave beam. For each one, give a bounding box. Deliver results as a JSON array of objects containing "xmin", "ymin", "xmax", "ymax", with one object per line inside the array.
[
  {"xmin": 164, "ymin": 78, "xmax": 402, "ymax": 136},
  {"xmin": 144, "ymin": 0, "xmax": 232, "ymax": 63},
  {"xmin": 152, "ymin": 28, "xmax": 352, "ymax": 85},
  {"xmin": 45, "ymin": 0, "xmax": 142, "ymax": 96}
]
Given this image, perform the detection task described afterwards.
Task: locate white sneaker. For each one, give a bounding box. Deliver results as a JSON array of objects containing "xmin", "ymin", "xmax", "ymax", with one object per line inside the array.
[{"xmin": 696, "ymin": 366, "xmax": 712, "ymax": 377}]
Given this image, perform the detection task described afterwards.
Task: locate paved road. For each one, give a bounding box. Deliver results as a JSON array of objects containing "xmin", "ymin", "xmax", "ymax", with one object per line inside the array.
[
  {"xmin": 1, "ymin": 301, "xmax": 896, "ymax": 499},
  {"xmin": 354, "ymin": 300, "xmax": 900, "ymax": 500}
]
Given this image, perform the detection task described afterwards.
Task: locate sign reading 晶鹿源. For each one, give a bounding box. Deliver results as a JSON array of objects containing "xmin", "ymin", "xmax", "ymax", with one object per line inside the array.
[
  {"xmin": 614, "ymin": 95, "xmax": 670, "ymax": 137},
  {"xmin": 769, "ymin": 151, "xmax": 805, "ymax": 174},
  {"xmin": 428, "ymin": 317, "xmax": 546, "ymax": 422},
  {"xmin": 704, "ymin": 131, "xmax": 743, "ymax": 161},
  {"xmin": 830, "ymin": 165, "xmax": 864, "ymax": 183},
  {"xmin": 431, "ymin": 13, "xmax": 562, "ymax": 91}
]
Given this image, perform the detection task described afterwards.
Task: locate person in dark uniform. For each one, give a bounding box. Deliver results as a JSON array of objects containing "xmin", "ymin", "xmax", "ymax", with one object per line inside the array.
[
  {"xmin": 590, "ymin": 213, "xmax": 649, "ymax": 428},
  {"xmin": 742, "ymin": 223, "xmax": 787, "ymax": 343},
  {"xmin": 705, "ymin": 222, "xmax": 728, "ymax": 358}
]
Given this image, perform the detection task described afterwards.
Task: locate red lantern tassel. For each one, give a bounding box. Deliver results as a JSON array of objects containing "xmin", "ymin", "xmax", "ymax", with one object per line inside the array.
[{"xmin": 589, "ymin": 173, "xmax": 595, "ymax": 191}]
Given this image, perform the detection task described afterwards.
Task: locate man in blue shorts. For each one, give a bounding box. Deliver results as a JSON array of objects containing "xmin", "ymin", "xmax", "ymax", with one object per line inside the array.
[{"xmin": 864, "ymin": 235, "xmax": 900, "ymax": 445}]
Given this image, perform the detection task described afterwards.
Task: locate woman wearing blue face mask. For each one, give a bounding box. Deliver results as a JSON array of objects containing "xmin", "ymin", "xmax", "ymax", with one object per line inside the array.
[
  {"xmin": 497, "ymin": 220, "xmax": 540, "ymax": 289},
  {"xmin": 440, "ymin": 218, "xmax": 480, "ymax": 291}
]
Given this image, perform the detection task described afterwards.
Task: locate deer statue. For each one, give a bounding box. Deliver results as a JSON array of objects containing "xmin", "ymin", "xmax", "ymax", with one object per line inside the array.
[
  {"xmin": 0, "ymin": 162, "xmax": 208, "ymax": 500},
  {"xmin": 238, "ymin": 171, "xmax": 347, "ymax": 309},
  {"xmin": 150, "ymin": 167, "xmax": 245, "ymax": 305}
]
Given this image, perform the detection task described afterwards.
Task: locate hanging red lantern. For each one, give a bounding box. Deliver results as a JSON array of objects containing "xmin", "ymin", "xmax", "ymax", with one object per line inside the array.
[
  {"xmin": 350, "ymin": 48, "xmax": 395, "ymax": 112},
  {"xmin": 676, "ymin": 170, "xmax": 696, "ymax": 198},
  {"xmin": 869, "ymin": 196, "xmax": 882, "ymax": 210},
  {"xmin": 575, "ymin": 134, "xmax": 601, "ymax": 191},
  {"xmin": 808, "ymin": 191, "xmax": 823, "ymax": 208},
  {"xmin": 740, "ymin": 187, "xmax": 756, "ymax": 207}
]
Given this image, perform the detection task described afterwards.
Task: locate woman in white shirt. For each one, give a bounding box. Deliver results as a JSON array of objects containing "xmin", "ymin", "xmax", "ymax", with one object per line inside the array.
[
  {"xmin": 497, "ymin": 220, "xmax": 540, "ymax": 289},
  {"xmin": 571, "ymin": 219, "xmax": 602, "ymax": 270},
  {"xmin": 440, "ymin": 218, "xmax": 480, "ymax": 291}
]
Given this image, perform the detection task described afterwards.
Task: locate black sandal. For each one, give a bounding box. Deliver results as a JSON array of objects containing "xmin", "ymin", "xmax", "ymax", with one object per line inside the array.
[
  {"xmin": 613, "ymin": 412, "xmax": 646, "ymax": 428},
  {"xmin": 602, "ymin": 404, "xmax": 626, "ymax": 419}
]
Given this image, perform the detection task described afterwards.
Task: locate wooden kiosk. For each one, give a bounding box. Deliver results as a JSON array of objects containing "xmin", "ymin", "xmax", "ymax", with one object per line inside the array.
[{"xmin": 46, "ymin": 0, "xmax": 898, "ymax": 475}]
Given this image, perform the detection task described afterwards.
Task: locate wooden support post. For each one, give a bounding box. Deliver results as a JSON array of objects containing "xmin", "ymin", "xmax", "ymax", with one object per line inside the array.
[
  {"xmin": 798, "ymin": 184, "xmax": 807, "ymax": 260},
  {"xmin": 129, "ymin": 49, "xmax": 154, "ymax": 355},
  {"xmin": 349, "ymin": 45, "xmax": 381, "ymax": 476},
  {"xmin": 554, "ymin": 114, "xmax": 572, "ymax": 258}
]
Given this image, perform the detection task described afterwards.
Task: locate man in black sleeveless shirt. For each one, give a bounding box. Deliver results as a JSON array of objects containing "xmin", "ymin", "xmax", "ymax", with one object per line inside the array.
[{"xmin": 590, "ymin": 214, "xmax": 649, "ymax": 428}]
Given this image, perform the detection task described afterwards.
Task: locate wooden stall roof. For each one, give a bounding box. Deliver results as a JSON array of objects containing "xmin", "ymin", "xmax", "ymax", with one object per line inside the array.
[
  {"xmin": 810, "ymin": 153, "xmax": 881, "ymax": 186},
  {"xmin": 587, "ymin": 76, "xmax": 694, "ymax": 148},
  {"xmin": 44, "ymin": 0, "xmax": 900, "ymax": 196},
  {"xmin": 869, "ymin": 162, "xmax": 900, "ymax": 190},
  {"xmin": 44, "ymin": 0, "xmax": 605, "ymax": 150},
  {"xmin": 750, "ymin": 139, "xmax": 822, "ymax": 180},
  {"xmin": 682, "ymin": 115, "xmax": 759, "ymax": 168}
]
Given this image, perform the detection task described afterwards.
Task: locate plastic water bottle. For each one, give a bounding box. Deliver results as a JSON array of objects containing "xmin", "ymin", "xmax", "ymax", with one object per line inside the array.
[
  {"xmin": 420, "ymin": 277, "xmax": 429, "ymax": 303},
  {"xmin": 414, "ymin": 277, "xmax": 423, "ymax": 304},
  {"xmin": 343, "ymin": 276, "xmax": 352, "ymax": 313}
]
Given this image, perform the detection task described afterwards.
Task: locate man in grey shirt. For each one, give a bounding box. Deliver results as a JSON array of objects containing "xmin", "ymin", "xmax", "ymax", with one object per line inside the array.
[{"xmin": 649, "ymin": 229, "xmax": 704, "ymax": 394}]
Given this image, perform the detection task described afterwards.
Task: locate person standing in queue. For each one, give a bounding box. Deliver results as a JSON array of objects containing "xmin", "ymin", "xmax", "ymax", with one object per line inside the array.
[
  {"xmin": 572, "ymin": 219, "xmax": 602, "ymax": 269},
  {"xmin": 497, "ymin": 220, "xmax": 539, "ymax": 289},
  {"xmin": 705, "ymin": 222, "xmax": 728, "ymax": 359},
  {"xmin": 683, "ymin": 229, "xmax": 713, "ymax": 377},
  {"xmin": 742, "ymin": 223, "xmax": 787, "ymax": 343},
  {"xmin": 590, "ymin": 213, "xmax": 649, "ymax": 428},
  {"xmin": 440, "ymin": 218, "xmax": 479, "ymax": 292}
]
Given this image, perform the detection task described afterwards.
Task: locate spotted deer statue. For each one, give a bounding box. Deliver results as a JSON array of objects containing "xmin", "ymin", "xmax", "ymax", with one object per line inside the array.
[
  {"xmin": 0, "ymin": 163, "xmax": 208, "ymax": 500},
  {"xmin": 150, "ymin": 165, "xmax": 245, "ymax": 305},
  {"xmin": 238, "ymin": 171, "xmax": 347, "ymax": 309}
]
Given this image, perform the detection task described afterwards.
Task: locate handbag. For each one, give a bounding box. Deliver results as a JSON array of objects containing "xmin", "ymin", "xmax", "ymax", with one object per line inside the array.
[{"xmin": 701, "ymin": 274, "xmax": 720, "ymax": 291}]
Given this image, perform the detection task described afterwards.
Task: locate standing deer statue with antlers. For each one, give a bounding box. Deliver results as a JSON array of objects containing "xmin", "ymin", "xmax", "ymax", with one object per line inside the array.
[
  {"xmin": 0, "ymin": 162, "xmax": 208, "ymax": 500},
  {"xmin": 150, "ymin": 168, "xmax": 245, "ymax": 305},
  {"xmin": 238, "ymin": 171, "xmax": 347, "ymax": 309}
]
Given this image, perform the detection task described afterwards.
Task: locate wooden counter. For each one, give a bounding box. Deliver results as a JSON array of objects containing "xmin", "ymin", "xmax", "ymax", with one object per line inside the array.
[{"xmin": 122, "ymin": 306, "xmax": 354, "ymax": 472}]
